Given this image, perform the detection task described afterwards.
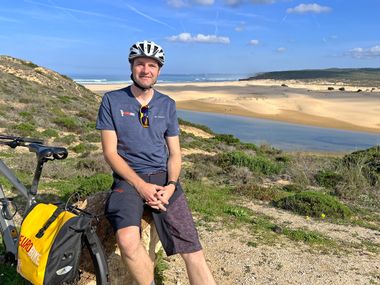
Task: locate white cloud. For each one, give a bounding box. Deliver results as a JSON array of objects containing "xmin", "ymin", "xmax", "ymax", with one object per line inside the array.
[
  {"xmin": 276, "ymin": 47, "xmax": 286, "ymax": 52},
  {"xmin": 167, "ymin": 0, "xmax": 188, "ymax": 8},
  {"xmin": 249, "ymin": 39, "xmax": 259, "ymax": 45},
  {"xmin": 348, "ymin": 45, "xmax": 380, "ymax": 58},
  {"xmin": 225, "ymin": 0, "xmax": 241, "ymax": 5},
  {"xmin": 167, "ymin": 32, "xmax": 230, "ymax": 44},
  {"xmin": 287, "ymin": 3, "xmax": 331, "ymax": 14},
  {"xmin": 194, "ymin": 0, "xmax": 214, "ymax": 5}
]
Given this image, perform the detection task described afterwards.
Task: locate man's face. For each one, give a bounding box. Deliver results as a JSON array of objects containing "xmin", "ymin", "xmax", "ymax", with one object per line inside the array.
[{"xmin": 131, "ymin": 57, "xmax": 161, "ymax": 89}]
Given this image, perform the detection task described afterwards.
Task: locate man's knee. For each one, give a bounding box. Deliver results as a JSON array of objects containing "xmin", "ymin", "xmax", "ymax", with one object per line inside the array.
[{"xmin": 116, "ymin": 226, "xmax": 141, "ymax": 259}]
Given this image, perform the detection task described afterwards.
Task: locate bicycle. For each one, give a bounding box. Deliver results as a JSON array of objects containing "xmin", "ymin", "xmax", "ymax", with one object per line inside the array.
[{"xmin": 0, "ymin": 134, "xmax": 110, "ymax": 285}]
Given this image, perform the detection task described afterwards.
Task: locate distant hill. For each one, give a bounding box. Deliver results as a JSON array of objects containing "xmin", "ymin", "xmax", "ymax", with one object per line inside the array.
[
  {"xmin": 0, "ymin": 55, "xmax": 101, "ymax": 146},
  {"xmin": 242, "ymin": 68, "xmax": 380, "ymax": 87}
]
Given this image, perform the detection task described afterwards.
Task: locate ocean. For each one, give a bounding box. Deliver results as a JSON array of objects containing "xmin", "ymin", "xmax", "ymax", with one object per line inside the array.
[{"xmin": 72, "ymin": 73, "xmax": 249, "ymax": 85}]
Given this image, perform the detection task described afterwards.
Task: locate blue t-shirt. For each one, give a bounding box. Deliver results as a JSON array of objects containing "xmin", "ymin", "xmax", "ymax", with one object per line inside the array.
[{"xmin": 96, "ymin": 86, "xmax": 180, "ymax": 174}]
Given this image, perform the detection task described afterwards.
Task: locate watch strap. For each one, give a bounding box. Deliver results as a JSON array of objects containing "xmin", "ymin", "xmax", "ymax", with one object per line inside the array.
[{"xmin": 166, "ymin": 180, "xmax": 177, "ymax": 187}]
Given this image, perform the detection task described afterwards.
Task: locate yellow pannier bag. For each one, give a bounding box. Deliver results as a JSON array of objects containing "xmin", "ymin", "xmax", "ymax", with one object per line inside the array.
[{"xmin": 17, "ymin": 203, "xmax": 91, "ymax": 285}]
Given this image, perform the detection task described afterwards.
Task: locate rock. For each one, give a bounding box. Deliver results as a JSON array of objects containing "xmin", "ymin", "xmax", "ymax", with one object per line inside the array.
[{"xmin": 75, "ymin": 191, "xmax": 161, "ymax": 285}]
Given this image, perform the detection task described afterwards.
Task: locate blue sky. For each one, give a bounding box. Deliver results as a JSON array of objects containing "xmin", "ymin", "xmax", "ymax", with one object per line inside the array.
[{"xmin": 1, "ymin": 0, "xmax": 379, "ymax": 77}]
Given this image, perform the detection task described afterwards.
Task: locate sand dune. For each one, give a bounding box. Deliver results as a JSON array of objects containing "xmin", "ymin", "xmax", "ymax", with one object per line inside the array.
[{"xmin": 84, "ymin": 80, "xmax": 380, "ymax": 134}]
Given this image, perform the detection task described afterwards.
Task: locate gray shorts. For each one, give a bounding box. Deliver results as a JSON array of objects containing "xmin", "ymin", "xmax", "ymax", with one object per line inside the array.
[{"xmin": 105, "ymin": 172, "xmax": 202, "ymax": 256}]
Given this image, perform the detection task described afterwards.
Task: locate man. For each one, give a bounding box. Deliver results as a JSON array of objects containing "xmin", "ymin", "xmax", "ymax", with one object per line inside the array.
[{"xmin": 96, "ymin": 40, "xmax": 216, "ymax": 285}]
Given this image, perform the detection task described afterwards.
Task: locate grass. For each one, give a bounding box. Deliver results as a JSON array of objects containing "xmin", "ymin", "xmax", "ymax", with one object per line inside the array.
[
  {"xmin": 282, "ymin": 228, "xmax": 333, "ymax": 245},
  {"xmin": 0, "ymin": 264, "xmax": 26, "ymax": 285},
  {"xmin": 154, "ymin": 249, "xmax": 169, "ymax": 285},
  {"xmin": 44, "ymin": 173, "xmax": 113, "ymax": 201}
]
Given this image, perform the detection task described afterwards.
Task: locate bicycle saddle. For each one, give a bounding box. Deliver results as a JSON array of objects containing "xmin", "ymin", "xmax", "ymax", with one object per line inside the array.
[{"xmin": 28, "ymin": 143, "xmax": 68, "ymax": 160}]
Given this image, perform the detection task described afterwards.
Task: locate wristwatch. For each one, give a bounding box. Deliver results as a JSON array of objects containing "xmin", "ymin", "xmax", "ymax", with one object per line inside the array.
[{"xmin": 166, "ymin": 180, "xmax": 177, "ymax": 187}]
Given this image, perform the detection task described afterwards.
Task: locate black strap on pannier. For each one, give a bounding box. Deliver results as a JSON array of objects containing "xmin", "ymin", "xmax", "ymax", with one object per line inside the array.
[{"xmin": 35, "ymin": 206, "xmax": 65, "ymax": 238}]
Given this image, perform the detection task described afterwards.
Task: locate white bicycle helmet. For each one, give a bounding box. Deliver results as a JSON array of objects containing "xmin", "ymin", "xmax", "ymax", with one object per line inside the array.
[{"xmin": 128, "ymin": 40, "xmax": 165, "ymax": 66}]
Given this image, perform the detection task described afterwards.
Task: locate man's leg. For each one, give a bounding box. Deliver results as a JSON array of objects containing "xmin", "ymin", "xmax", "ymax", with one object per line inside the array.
[
  {"xmin": 181, "ymin": 250, "xmax": 216, "ymax": 285},
  {"xmin": 116, "ymin": 226, "xmax": 155, "ymax": 285}
]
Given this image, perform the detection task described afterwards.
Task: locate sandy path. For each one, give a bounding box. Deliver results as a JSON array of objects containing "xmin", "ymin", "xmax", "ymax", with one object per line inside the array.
[{"xmin": 163, "ymin": 203, "xmax": 380, "ymax": 285}]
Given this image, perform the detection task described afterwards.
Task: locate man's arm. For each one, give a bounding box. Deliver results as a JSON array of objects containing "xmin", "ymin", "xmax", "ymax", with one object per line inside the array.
[
  {"xmin": 155, "ymin": 135, "xmax": 181, "ymax": 203},
  {"xmin": 166, "ymin": 135, "xmax": 182, "ymax": 184},
  {"xmin": 101, "ymin": 130, "xmax": 166, "ymax": 210}
]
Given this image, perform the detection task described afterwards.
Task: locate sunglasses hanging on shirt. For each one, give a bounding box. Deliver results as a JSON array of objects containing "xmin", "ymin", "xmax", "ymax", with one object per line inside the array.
[{"xmin": 139, "ymin": 105, "xmax": 149, "ymax": 128}]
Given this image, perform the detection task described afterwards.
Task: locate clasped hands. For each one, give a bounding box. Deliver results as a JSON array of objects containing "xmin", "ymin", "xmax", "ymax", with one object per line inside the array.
[{"xmin": 138, "ymin": 182, "xmax": 175, "ymax": 211}]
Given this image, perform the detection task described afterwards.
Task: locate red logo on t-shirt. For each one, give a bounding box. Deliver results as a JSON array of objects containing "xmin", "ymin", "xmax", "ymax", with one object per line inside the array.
[{"xmin": 120, "ymin": 110, "xmax": 135, "ymax": 117}]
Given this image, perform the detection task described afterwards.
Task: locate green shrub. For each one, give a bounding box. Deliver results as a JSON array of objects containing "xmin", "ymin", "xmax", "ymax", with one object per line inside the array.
[
  {"xmin": 213, "ymin": 134, "xmax": 240, "ymax": 144},
  {"xmin": 342, "ymin": 146, "xmax": 380, "ymax": 186},
  {"xmin": 21, "ymin": 59, "xmax": 38, "ymax": 68},
  {"xmin": 71, "ymin": 143, "xmax": 98, "ymax": 153},
  {"xmin": 13, "ymin": 122, "xmax": 38, "ymax": 136},
  {"xmin": 76, "ymin": 155, "xmax": 110, "ymax": 173},
  {"xmin": 178, "ymin": 118, "xmax": 214, "ymax": 134},
  {"xmin": 59, "ymin": 173, "xmax": 113, "ymax": 200},
  {"xmin": 315, "ymin": 170, "xmax": 343, "ymax": 189},
  {"xmin": 223, "ymin": 206, "xmax": 249, "ymax": 218},
  {"xmin": 282, "ymin": 184, "xmax": 304, "ymax": 193},
  {"xmin": 237, "ymin": 142, "xmax": 258, "ymax": 151},
  {"xmin": 19, "ymin": 111, "xmax": 33, "ymax": 119},
  {"xmin": 81, "ymin": 132, "xmax": 100, "ymax": 143},
  {"xmin": 258, "ymin": 144, "xmax": 282, "ymax": 156},
  {"xmin": 273, "ymin": 191, "xmax": 352, "ymax": 219},
  {"xmin": 235, "ymin": 184, "xmax": 284, "ymax": 201},
  {"xmin": 58, "ymin": 96, "xmax": 72, "ymax": 103},
  {"xmin": 41, "ymin": 129, "xmax": 59, "ymax": 138},
  {"xmin": 84, "ymin": 122, "xmax": 96, "ymax": 131},
  {"xmin": 282, "ymin": 228, "xmax": 332, "ymax": 245},
  {"xmin": 53, "ymin": 116, "xmax": 81, "ymax": 131},
  {"xmin": 218, "ymin": 151, "xmax": 282, "ymax": 175},
  {"xmin": 54, "ymin": 134, "xmax": 76, "ymax": 145}
]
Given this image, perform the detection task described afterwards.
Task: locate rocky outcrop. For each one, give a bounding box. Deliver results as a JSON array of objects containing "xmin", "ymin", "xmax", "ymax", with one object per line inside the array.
[{"xmin": 76, "ymin": 191, "xmax": 161, "ymax": 285}]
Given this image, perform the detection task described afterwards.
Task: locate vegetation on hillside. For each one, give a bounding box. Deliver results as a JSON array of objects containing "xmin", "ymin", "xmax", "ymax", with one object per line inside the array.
[
  {"xmin": 0, "ymin": 55, "xmax": 101, "ymax": 149},
  {"xmin": 242, "ymin": 68, "xmax": 380, "ymax": 87}
]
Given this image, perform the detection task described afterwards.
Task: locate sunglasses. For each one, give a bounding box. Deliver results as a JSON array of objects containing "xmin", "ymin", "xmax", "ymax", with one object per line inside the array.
[{"xmin": 139, "ymin": 105, "xmax": 149, "ymax": 128}]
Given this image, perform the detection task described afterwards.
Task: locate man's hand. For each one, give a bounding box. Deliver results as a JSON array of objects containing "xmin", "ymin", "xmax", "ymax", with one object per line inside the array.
[
  {"xmin": 136, "ymin": 182, "xmax": 166, "ymax": 210},
  {"xmin": 145, "ymin": 184, "xmax": 175, "ymax": 211},
  {"xmin": 154, "ymin": 184, "xmax": 176, "ymax": 205}
]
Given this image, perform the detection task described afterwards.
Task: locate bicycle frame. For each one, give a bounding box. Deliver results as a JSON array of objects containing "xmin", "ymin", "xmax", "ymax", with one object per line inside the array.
[
  {"xmin": 0, "ymin": 136, "xmax": 64, "ymax": 260},
  {"xmin": 0, "ymin": 158, "xmax": 35, "ymax": 259}
]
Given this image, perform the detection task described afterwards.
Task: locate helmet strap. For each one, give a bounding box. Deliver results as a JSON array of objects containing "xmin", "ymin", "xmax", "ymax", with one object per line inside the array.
[{"xmin": 130, "ymin": 73, "xmax": 154, "ymax": 91}]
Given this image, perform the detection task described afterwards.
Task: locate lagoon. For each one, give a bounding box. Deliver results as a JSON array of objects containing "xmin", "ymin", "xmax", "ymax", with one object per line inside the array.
[{"xmin": 177, "ymin": 110, "xmax": 380, "ymax": 152}]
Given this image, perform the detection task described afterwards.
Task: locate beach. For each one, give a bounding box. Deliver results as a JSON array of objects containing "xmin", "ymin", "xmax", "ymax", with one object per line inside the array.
[{"xmin": 84, "ymin": 80, "xmax": 380, "ymax": 134}]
